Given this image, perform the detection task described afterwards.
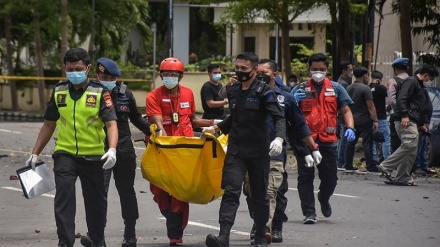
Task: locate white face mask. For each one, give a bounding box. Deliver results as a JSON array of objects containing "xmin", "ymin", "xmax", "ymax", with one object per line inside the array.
[
  {"xmin": 311, "ymin": 71, "xmax": 326, "ymax": 83},
  {"xmin": 423, "ymin": 80, "xmax": 432, "ymax": 87}
]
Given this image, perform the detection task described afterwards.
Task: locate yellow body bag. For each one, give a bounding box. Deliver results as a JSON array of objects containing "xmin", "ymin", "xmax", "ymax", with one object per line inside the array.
[{"xmin": 141, "ymin": 125, "xmax": 226, "ymax": 204}]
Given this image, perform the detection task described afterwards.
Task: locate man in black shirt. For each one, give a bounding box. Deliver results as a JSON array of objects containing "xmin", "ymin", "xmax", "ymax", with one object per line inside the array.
[
  {"xmin": 203, "ymin": 52, "xmax": 286, "ymax": 247},
  {"xmin": 200, "ymin": 64, "xmax": 228, "ymax": 120},
  {"xmin": 345, "ymin": 66, "xmax": 379, "ymax": 173},
  {"xmin": 369, "ymin": 70, "xmax": 391, "ymax": 163}
]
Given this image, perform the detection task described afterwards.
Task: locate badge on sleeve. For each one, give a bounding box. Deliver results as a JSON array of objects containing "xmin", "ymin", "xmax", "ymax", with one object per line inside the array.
[{"xmin": 102, "ymin": 91, "xmax": 114, "ymax": 108}]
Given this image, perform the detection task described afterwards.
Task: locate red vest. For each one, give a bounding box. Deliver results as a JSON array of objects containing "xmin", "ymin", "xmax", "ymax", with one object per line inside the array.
[{"xmin": 299, "ymin": 78, "xmax": 338, "ymax": 143}]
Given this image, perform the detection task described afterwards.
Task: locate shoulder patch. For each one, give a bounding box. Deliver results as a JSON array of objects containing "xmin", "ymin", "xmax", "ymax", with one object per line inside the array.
[{"xmin": 103, "ymin": 91, "xmax": 114, "ymax": 108}]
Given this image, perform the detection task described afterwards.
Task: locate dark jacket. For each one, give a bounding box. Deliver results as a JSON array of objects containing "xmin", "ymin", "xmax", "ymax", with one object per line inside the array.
[
  {"xmin": 395, "ymin": 75, "xmax": 428, "ymax": 125},
  {"xmin": 105, "ymin": 83, "xmax": 151, "ymax": 155},
  {"xmin": 217, "ymin": 80, "xmax": 286, "ymax": 159}
]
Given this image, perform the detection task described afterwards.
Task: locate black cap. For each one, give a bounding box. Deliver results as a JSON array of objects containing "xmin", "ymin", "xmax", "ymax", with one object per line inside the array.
[{"xmin": 96, "ymin": 58, "xmax": 121, "ymax": 77}]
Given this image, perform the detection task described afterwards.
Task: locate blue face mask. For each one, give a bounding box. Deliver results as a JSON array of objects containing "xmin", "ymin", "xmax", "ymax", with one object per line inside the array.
[
  {"xmin": 66, "ymin": 71, "xmax": 88, "ymax": 85},
  {"xmin": 101, "ymin": 81, "xmax": 117, "ymax": 90},
  {"xmin": 212, "ymin": 74, "xmax": 222, "ymax": 81},
  {"xmin": 163, "ymin": 77, "xmax": 179, "ymax": 89}
]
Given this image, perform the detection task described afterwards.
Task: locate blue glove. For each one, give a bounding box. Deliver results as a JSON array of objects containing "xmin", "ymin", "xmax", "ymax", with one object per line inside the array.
[
  {"xmin": 344, "ymin": 128, "xmax": 356, "ymax": 142},
  {"xmin": 294, "ymin": 90, "xmax": 306, "ymax": 103}
]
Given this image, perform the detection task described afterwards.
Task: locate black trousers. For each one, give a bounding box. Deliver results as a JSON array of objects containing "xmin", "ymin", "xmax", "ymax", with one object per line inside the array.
[
  {"xmin": 219, "ymin": 153, "xmax": 269, "ymax": 240},
  {"xmin": 272, "ymin": 170, "xmax": 288, "ymax": 229},
  {"xmin": 297, "ymin": 146, "xmax": 338, "ymax": 216},
  {"xmin": 244, "ymin": 162, "xmax": 289, "ymax": 230},
  {"xmin": 345, "ymin": 121, "xmax": 375, "ymax": 170},
  {"xmin": 104, "ymin": 152, "xmax": 139, "ymax": 237},
  {"xmin": 389, "ymin": 114, "xmax": 401, "ymax": 153},
  {"xmin": 52, "ymin": 153, "xmax": 107, "ymax": 247}
]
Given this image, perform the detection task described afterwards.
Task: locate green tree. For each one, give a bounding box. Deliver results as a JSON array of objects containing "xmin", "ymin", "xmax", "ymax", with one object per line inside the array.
[
  {"xmin": 196, "ymin": 0, "xmax": 315, "ymax": 79},
  {"xmin": 377, "ymin": 0, "xmax": 440, "ymax": 70}
]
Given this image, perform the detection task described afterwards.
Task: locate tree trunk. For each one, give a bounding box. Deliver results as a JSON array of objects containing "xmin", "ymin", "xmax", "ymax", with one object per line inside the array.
[
  {"xmin": 280, "ymin": 16, "xmax": 292, "ymax": 82},
  {"xmin": 33, "ymin": 6, "xmax": 47, "ymax": 113},
  {"xmin": 329, "ymin": 1, "xmax": 352, "ymax": 61},
  {"xmin": 5, "ymin": 14, "xmax": 19, "ymax": 111},
  {"xmin": 61, "ymin": 0, "xmax": 68, "ymax": 76},
  {"xmin": 88, "ymin": 0, "xmax": 96, "ymax": 61},
  {"xmin": 399, "ymin": 0, "xmax": 412, "ymax": 74}
]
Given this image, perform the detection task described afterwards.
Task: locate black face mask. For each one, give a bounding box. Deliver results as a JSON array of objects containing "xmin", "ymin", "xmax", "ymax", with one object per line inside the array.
[
  {"xmin": 256, "ymin": 73, "xmax": 271, "ymax": 84},
  {"xmin": 235, "ymin": 70, "xmax": 254, "ymax": 82}
]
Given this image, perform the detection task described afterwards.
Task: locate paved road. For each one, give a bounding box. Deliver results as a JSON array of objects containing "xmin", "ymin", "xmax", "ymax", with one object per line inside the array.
[{"xmin": 0, "ymin": 122, "xmax": 439, "ymax": 247}]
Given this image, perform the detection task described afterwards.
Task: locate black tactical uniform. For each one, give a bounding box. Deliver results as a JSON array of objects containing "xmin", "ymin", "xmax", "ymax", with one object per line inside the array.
[
  {"xmin": 211, "ymin": 79, "xmax": 286, "ymax": 246},
  {"xmin": 104, "ymin": 82, "xmax": 151, "ymax": 242}
]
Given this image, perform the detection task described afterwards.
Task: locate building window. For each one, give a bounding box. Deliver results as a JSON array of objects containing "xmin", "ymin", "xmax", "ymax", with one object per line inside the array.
[
  {"xmin": 244, "ymin": 37, "xmax": 256, "ymax": 53},
  {"xmin": 308, "ymin": 23, "xmax": 313, "ymax": 30},
  {"xmin": 298, "ymin": 23, "xmax": 303, "ymax": 30}
]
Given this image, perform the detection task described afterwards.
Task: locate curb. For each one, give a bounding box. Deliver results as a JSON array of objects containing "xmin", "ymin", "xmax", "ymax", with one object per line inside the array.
[{"xmin": 0, "ymin": 111, "xmax": 44, "ymax": 122}]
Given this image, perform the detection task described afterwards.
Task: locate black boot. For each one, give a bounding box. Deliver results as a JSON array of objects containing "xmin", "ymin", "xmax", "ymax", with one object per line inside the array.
[
  {"xmin": 121, "ymin": 237, "xmax": 136, "ymax": 247},
  {"xmin": 271, "ymin": 222, "xmax": 283, "ymax": 243},
  {"xmin": 205, "ymin": 223, "xmax": 231, "ymax": 247},
  {"xmin": 122, "ymin": 220, "xmax": 137, "ymax": 247}
]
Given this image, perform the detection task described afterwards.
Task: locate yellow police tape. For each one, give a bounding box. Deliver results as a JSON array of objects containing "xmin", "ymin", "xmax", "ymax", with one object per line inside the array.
[{"xmin": 0, "ymin": 75, "xmax": 148, "ymax": 82}]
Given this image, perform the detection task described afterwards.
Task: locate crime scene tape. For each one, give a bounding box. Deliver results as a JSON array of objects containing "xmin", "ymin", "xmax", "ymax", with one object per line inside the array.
[{"xmin": 0, "ymin": 75, "xmax": 148, "ymax": 82}]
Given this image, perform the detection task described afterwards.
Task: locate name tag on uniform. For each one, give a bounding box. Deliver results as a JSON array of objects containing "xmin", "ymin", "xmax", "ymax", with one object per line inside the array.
[
  {"xmin": 305, "ymin": 87, "xmax": 312, "ymax": 91},
  {"xmin": 162, "ymin": 99, "xmax": 171, "ymax": 102},
  {"xmin": 180, "ymin": 102, "xmax": 190, "ymax": 108},
  {"xmin": 326, "ymin": 88, "xmax": 335, "ymax": 92},
  {"xmin": 324, "ymin": 92, "xmax": 336, "ymax": 96}
]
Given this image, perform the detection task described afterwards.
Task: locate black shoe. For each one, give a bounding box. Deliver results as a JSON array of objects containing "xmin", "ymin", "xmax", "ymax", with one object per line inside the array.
[
  {"xmin": 249, "ymin": 224, "xmax": 256, "ymax": 240},
  {"xmin": 303, "ymin": 213, "xmax": 317, "ymax": 224},
  {"xmin": 271, "ymin": 229, "xmax": 283, "ymax": 243},
  {"xmin": 92, "ymin": 240, "xmax": 106, "ymax": 247},
  {"xmin": 344, "ymin": 167, "xmax": 359, "ymax": 173},
  {"xmin": 421, "ymin": 168, "xmax": 437, "ymax": 175},
  {"xmin": 320, "ymin": 201, "xmax": 332, "ymax": 217},
  {"xmin": 318, "ymin": 192, "xmax": 332, "ymax": 217},
  {"xmin": 254, "ymin": 238, "xmax": 268, "ymax": 247},
  {"xmin": 122, "ymin": 237, "xmax": 137, "ymax": 247},
  {"xmin": 80, "ymin": 236, "xmax": 93, "ymax": 247},
  {"xmin": 205, "ymin": 234, "xmax": 229, "ymax": 247},
  {"xmin": 366, "ymin": 166, "xmax": 381, "ymax": 173}
]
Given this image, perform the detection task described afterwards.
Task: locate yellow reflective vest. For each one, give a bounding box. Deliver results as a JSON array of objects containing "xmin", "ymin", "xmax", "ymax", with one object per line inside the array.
[{"xmin": 54, "ymin": 84, "xmax": 106, "ymax": 156}]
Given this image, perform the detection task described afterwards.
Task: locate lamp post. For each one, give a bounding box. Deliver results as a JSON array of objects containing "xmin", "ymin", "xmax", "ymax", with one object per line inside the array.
[{"xmin": 151, "ymin": 22, "xmax": 157, "ymax": 89}]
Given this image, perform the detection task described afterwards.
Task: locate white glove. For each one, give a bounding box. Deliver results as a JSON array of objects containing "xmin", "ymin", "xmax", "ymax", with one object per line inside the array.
[
  {"xmin": 269, "ymin": 137, "xmax": 284, "ymax": 156},
  {"xmin": 304, "ymin": 155, "xmax": 314, "ymax": 167},
  {"xmin": 213, "ymin": 119, "xmax": 223, "ymax": 125},
  {"xmin": 101, "ymin": 148, "xmax": 117, "ymax": 170},
  {"xmin": 202, "ymin": 126, "xmax": 216, "ymax": 134},
  {"xmin": 312, "ymin": 150, "xmax": 322, "ymax": 165},
  {"xmin": 156, "ymin": 129, "xmax": 163, "ymax": 136},
  {"xmin": 26, "ymin": 154, "xmax": 39, "ymax": 170}
]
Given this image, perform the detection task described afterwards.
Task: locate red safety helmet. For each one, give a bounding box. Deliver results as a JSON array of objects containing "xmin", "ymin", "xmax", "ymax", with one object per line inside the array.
[{"xmin": 159, "ymin": 57, "xmax": 184, "ymax": 74}]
